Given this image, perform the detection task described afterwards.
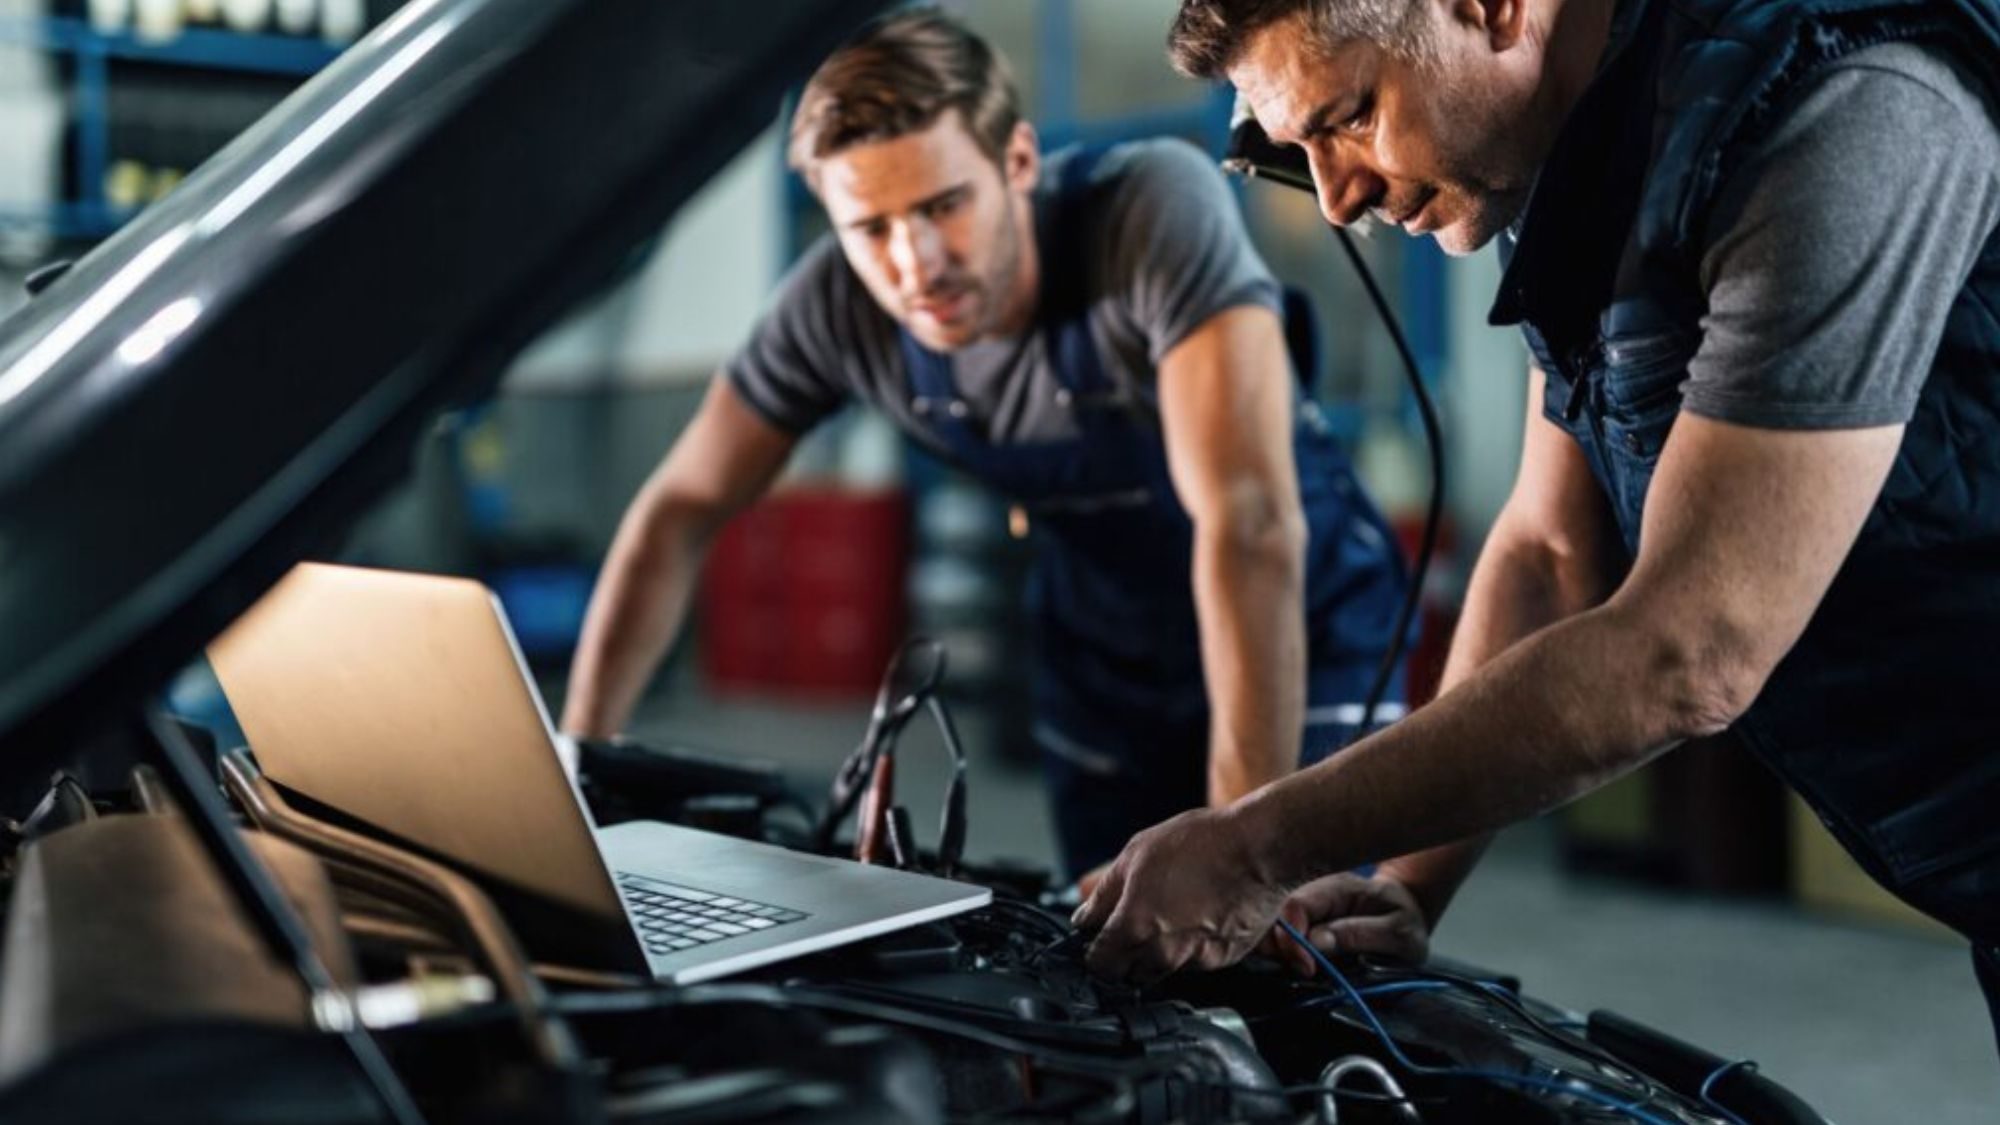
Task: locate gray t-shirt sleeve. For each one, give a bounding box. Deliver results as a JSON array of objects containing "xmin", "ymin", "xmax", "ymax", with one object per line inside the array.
[
  {"xmin": 1681, "ymin": 42, "xmax": 2000, "ymax": 430},
  {"xmin": 723, "ymin": 237, "xmax": 867, "ymax": 434},
  {"xmin": 1097, "ymin": 139, "xmax": 1282, "ymax": 366}
]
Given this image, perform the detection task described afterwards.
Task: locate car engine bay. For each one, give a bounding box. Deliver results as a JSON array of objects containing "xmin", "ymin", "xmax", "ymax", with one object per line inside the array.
[
  {"xmin": 0, "ymin": 2, "xmax": 1846, "ymax": 1119},
  {"xmin": 0, "ymin": 721, "xmax": 1829, "ymax": 1125}
]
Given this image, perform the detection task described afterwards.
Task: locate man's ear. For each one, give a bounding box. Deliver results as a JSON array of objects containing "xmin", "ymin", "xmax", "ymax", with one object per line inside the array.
[
  {"xmin": 1004, "ymin": 120, "xmax": 1040, "ymax": 193},
  {"xmin": 1448, "ymin": 0, "xmax": 1529, "ymax": 51}
]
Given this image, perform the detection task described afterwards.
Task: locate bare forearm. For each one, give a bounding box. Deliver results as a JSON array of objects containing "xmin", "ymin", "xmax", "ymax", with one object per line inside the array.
[
  {"xmin": 1196, "ymin": 518, "xmax": 1307, "ymax": 806},
  {"xmin": 1440, "ymin": 525, "xmax": 1615, "ymax": 691},
  {"xmin": 1243, "ymin": 599, "xmax": 1708, "ymax": 890},
  {"xmin": 561, "ymin": 499, "xmax": 717, "ymax": 738},
  {"xmin": 1371, "ymin": 524, "xmax": 1619, "ymax": 921}
]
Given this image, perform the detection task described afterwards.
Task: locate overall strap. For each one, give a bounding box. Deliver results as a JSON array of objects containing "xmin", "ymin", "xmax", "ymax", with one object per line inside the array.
[
  {"xmin": 897, "ymin": 143, "xmax": 1116, "ymax": 433},
  {"xmin": 1038, "ymin": 144, "xmax": 1115, "ymax": 401},
  {"xmin": 898, "ymin": 330, "xmax": 973, "ymax": 436}
]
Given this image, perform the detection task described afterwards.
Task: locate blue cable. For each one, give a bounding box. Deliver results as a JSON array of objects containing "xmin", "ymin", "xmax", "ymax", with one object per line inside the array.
[
  {"xmin": 1698, "ymin": 1059, "xmax": 1756, "ymax": 1125},
  {"xmin": 1276, "ymin": 920, "xmax": 1689, "ymax": 1125},
  {"xmin": 1247, "ymin": 980, "xmax": 1456, "ymax": 1026},
  {"xmin": 1360, "ymin": 981, "xmax": 1457, "ymax": 999},
  {"xmin": 1277, "ymin": 979, "xmax": 1456, "ymax": 1016}
]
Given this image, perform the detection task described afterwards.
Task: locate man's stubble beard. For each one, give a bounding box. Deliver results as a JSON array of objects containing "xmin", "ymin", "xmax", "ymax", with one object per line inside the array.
[
  {"xmin": 1422, "ymin": 65, "xmax": 1542, "ymax": 255},
  {"xmin": 978, "ymin": 194, "xmax": 1029, "ymax": 339}
]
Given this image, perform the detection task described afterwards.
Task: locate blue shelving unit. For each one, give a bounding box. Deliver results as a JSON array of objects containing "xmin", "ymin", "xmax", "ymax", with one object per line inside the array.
[{"xmin": 0, "ymin": 15, "xmax": 342, "ymax": 240}]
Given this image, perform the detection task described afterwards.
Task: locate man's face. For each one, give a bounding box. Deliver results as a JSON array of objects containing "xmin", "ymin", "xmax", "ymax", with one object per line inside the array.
[
  {"xmin": 1226, "ymin": 5, "xmax": 1553, "ymax": 255},
  {"xmin": 816, "ymin": 112, "xmax": 1040, "ymax": 351}
]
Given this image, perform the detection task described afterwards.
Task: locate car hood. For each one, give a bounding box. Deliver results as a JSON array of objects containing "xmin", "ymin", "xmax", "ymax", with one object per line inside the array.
[{"xmin": 0, "ymin": 0, "xmax": 881, "ymax": 771}]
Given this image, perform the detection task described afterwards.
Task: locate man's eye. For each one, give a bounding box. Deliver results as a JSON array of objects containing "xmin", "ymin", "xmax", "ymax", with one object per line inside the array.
[
  {"xmin": 925, "ymin": 195, "xmax": 962, "ymax": 218},
  {"xmin": 861, "ymin": 221, "xmax": 889, "ymax": 240},
  {"xmin": 1340, "ymin": 94, "xmax": 1376, "ymax": 133}
]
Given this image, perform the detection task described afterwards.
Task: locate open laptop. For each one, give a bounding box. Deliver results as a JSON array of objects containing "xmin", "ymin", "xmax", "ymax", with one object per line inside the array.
[{"xmin": 207, "ymin": 562, "xmax": 989, "ymax": 984}]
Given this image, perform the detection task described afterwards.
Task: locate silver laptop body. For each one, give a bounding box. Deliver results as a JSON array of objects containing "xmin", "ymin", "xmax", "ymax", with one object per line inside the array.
[{"xmin": 209, "ymin": 562, "xmax": 989, "ymax": 984}]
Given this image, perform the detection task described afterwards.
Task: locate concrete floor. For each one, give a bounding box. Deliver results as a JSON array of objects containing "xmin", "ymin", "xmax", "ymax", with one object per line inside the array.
[{"xmin": 617, "ymin": 682, "xmax": 1999, "ymax": 1125}]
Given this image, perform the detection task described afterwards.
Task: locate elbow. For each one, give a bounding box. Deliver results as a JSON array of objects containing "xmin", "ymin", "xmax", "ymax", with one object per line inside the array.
[
  {"xmin": 621, "ymin": 487, "xmax": 727, "ymax": 569},
  {"xmin": 1198, "ymin": 482, "xmax": 1307, "ymax": 577},
  {"xmin": 1489, "ymin": 511, "xmax": 1620, "ymax": 619},
  {"xmin": 1623, "ymin": 608, "xmax": 1771, "ymax": 742}
]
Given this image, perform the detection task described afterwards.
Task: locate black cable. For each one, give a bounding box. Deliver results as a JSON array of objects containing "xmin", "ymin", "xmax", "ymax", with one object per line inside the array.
[
  {"xmin": 1699, "ymin": 1059, "xmax": 1757, "ymax": 1125},
  {"xmin": 551, "ymin": 984, "xmax": 1161, "ymax": 1080},
  {"xmin": 945, "ymin": 1089, "xmax": 1129, "ymax": 1125},
  {"xmin": 1331, "ymin": 226, "xmax": 1446, "ymax": 744},
  {"xmin": 1367, "ymin": 961, "xmax": 1663, "ymax": 1098},
  {"xmin": 924, "ymin": 695, "xmax": 970, "ymax": 872},
  {"xmin": 1274, "ymin": 962, "xmax": 1669, "ymax": 1110},
  {"xmin": 1220, "ymin": 124, "xmax": 1446, "ymax": 745},
  {"xmin": 1279, "ymin": 922, "xmax": 1685, "ymax": 1125},
  {"xmin": 951, "ymin": 1077, "xmax": 1444, "ymax": 1125},
  {"xmin": 981, "ymin": 895, "xmax": 1072, "ymax": 939},
  {"xmin": 817, "ymin": 638, "xmax": 947, "ymax": 852},
  {"xmin": 1213, "ymin": 1079, "xmax": 1449, "ymax": 1108},
  {"xmin": 791, "ymin": 979, "xmax": 1126, "ymax": 1050}
]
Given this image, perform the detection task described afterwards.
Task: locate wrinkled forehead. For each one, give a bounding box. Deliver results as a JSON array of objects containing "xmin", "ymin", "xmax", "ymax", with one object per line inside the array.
[{"xmin": 1225, "ymin": 15, "xmax": 1376, "ymax": 144}]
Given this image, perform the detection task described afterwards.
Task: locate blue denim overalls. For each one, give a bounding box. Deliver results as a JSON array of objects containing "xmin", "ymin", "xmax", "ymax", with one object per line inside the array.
[
  {"xmin": 1493, "ymin": 0, "xmax": 2000, "ymax": 1053},
  {"xmin": 898, "ymin": 146, "xmax": 1408, "ymax": 877}
]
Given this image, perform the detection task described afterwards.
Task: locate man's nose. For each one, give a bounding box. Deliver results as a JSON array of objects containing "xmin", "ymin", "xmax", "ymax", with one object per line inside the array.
[
  {"xmin": 1305, "ymin": 145, "xmax": 1383, "ymax": 228},
  {"xmin": 889, "ymin": 219, "xmax": 946, "ymax": 291}
]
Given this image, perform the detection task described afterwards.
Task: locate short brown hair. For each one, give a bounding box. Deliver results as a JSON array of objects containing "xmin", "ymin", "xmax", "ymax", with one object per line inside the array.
[
  {"xmin": 788, "ymin": 9, "xmax": 1022, "ymax": 181},
  {"xmin": 1167, "ymin": 0, "xmax": 1432, "ymax": 78}
]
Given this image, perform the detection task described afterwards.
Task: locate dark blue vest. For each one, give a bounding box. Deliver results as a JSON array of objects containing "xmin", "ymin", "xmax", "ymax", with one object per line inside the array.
[
  {"xmin": 899, "ymin": 146, "xmax": 1408, "ymax": 742},
  {"xmin": 1493, "ymin": 0, "xmax": 2000, "ymax": 938}
]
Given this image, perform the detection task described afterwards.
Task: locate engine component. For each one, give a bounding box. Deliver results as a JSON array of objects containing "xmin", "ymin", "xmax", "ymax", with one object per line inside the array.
[
  {"xmin": 1316, "ymin": 1055, "xmax": 1420, "ymax": 1124},
  {"xmin": 0, "ymin": 810, "xmax": 356, "ymax": 1082}
]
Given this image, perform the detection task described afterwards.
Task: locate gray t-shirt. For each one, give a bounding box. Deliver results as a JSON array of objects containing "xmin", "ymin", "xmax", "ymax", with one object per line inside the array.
[
  {"xmin": 1682, "ymin": 42, "xmax": 2000, "ymax": 428},
  {"xmin": 725, "ymin": 138, "xmax": 1282, "ymax": 449}
]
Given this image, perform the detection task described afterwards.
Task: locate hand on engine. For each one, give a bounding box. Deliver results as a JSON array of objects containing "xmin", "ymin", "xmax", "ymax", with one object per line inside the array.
[
  {"xmin": 1075, "ymin": 861, "xmax": 1113, "ymax": 900},
  {"xmin": 1258, "ymin": 872, "xmax": 1430, "ymax": 975},
  {"xmin": 1070, "ymin": 805, "xmax": 1288, "ymax": 984}
]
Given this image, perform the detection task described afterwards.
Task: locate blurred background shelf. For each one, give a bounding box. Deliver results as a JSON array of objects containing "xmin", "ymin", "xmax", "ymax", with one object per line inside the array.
[
  {"xmin": 8, "ymin": 15, "xmax": 341, "ymax": 73},
  {"xmin": 0, "ymin": 4, "xmax": 390, "ymax": 245}
]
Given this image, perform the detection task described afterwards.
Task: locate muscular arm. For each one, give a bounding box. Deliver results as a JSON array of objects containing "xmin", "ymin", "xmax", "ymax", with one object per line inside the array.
[
  {"xmin": 1376, "ymin": 366, "xmax": 1625, "ymax": 925},
  {"xmin": 1156, "ymin": 304, "xmax": 1310, "ymax": 806},
  {"xmin": 1376, "ymin": 43, "xmax": 2000, "ymax": 924},
  {"xmin": 560, "ymin": 378, "xmax": 798, "ymax": 738},
  {"xmin": 1243, "ymin": 410, "xmax": 1904, "ymax": 892}
]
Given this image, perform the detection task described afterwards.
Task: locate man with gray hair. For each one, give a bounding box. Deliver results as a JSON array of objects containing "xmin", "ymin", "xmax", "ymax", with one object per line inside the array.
[{"xmin": 1075, "ymin": 0, "xmax": 2000, "ymax": 1058}]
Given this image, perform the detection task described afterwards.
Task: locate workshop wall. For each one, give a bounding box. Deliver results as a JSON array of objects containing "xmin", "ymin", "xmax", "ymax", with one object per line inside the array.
[
  {"xmin": 466, "ymin": 0, "xmax": 1531, "ymax": 558},
  {"xmin": 504, "ymin": 129, "xmax": 788, "ymax": 392},
  {"xmin": 0, "ymin": 0, "xmax": 60, "ymax": 285},
  {"xmin": 0, "ymin": 0, "xmax": 1528, "ymax": 553}
]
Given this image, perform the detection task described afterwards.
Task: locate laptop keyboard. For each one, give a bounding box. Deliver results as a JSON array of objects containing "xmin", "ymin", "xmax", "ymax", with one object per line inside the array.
[{"xmin": 616, "ymin": 872, "xmax": 810, "ymax": 958}]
